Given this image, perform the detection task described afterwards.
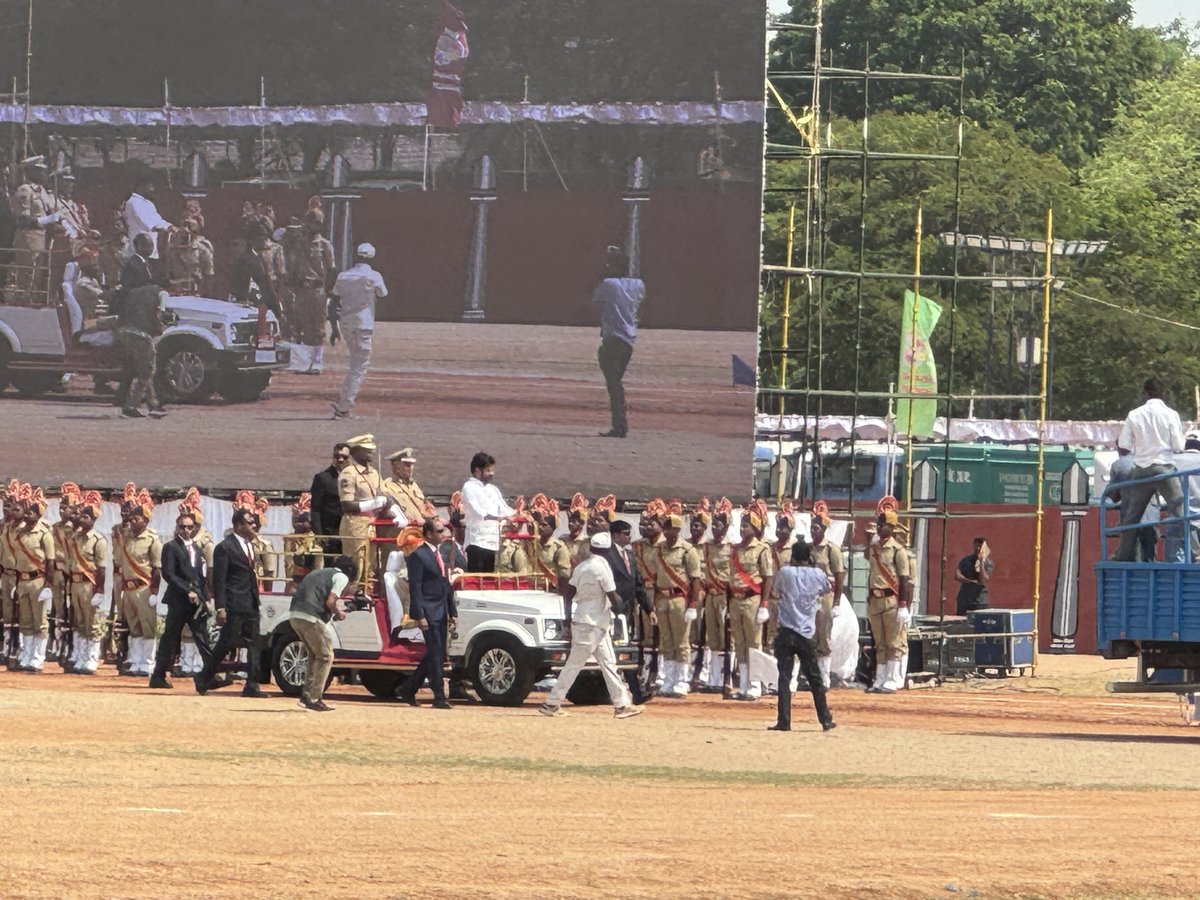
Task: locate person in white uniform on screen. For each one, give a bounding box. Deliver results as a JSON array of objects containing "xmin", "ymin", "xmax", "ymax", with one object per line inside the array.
[{"xmin": 330, "ymin": 242, "xmax": 388, "ymax": 420}]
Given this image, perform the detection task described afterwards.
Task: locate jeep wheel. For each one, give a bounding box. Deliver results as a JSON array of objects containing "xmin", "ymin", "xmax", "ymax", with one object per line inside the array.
[
  {"xmin": 271, "ymin": 630, "xmax": 307, "ymax": 697},
  {"xmin": 9, "ymin": 369, "xmax": 65, "ymax": 395},
  {"xmin": 359, "ymin": 669, "xmax": 404, "ymax": 699},
  {"xmin": 566, "ymin": 670, "xmax": 610, "ymax": 706},
  {"xmin": 469, "ymin": 633, "xmax": 536, "ymax": 707},
  {"xmin": 217, "ymin": 369, "xmax": 272, "ymax": 403},
  {"xmin": 157, "ymin": 338, "xmax": 218, "ymax": 402}
]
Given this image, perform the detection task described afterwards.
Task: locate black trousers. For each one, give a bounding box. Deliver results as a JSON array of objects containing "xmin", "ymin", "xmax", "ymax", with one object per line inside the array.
[
  {"xmin": 774, "ymin": 626, "xmax": 833, "ymax": 729},
  {"xmin": 597, "ymin": 336, "xmax": 633, "ymax": 435},
  {"xmin": 466, "ymin": 546, "xmax": 496, "ymax": 573},
  {"xmin": 200, "ymin": 606, "xmax": 261, "ymax": 685},
  {"xmin": 153, "ymin": 600, "xmax": 213, "ymax": 678},
  {"xmin": 402, "ymin": 615, "xmax": 447, "ymax": 701}
]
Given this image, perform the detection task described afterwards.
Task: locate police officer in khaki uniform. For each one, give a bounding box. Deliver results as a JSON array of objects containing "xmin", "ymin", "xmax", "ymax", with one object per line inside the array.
[
  {"xmin": 650, "ymin": 513, "xmax": 702, "ymax": 698},
  {"xmin": 69, "ymin": 492, "xmax": 109, "ymax": 675},
  {"xmin": 1, "ymin": 480, "xmax": 25, "ymax": 667},
  {"xmin": 382, "ymin": 448, "xmax": 426, "ymax": 523},
  {"xmin": 118, "ymin": 490, "xmax": 163, "ymax": 677},
  {"xmin": 698, "ymin": 499, "xmax": 734, "ymax": 694},
  {"xmin": 6, "ymin": 157, "xmax": 61, "ymax": 303},
  {"xmin": 728, "ymin": 501, "xmax": 775, "ymax": 700},
  {"xmin": 284, "ymin": 494, "xmax": 325, "ymax": 585},
  {"xmin": 564, "ymin": 493, "xmax": 591, "ymax": 567},
  {"xmin": 530, "ymin": 495, "xmax": 571, "ymax": 595},
  {"xmin": 866, "ymin": 506, "xmax": 913, "ymax": 694},
  {"xmin": 338, "ymin": 434, "xmax": 388, "ymax": 585},
  {"xmin": 288, "ymin": 200, "xmax": 336, "ymax": 373},
  {"xmin": 13, "ymin": 487, "xmax": 56, "ymax": 672},
  {"xmin": 166, "ymin": 202, "xmax": 215, "ymax": 295},
  {"xmin": 634, "ymin": 500, "xmax": 666, "ymax": 652},
  {"xmin": 50, "ymin": 483, "xmax": 82, "ymax": 669},
  {"xmin": 809, "ymin": 502, "xmax": 845, "ymax": 689},
  {"xmin": 496, "ymin": 505, "xmax": 535, "ymax": 575}
]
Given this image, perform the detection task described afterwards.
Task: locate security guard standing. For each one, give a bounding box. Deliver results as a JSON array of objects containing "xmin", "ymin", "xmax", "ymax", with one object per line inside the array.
[
  {"xmin": 650, "ymin": 512, "xmax": 702, "ymax": 698},
  {"xmin": 530, "ymin": 495, "xmax": 571, "ymax": 595},
  {"xmin": 698, "ymin": 499, "xmax": 733, "ymax": 694},
  {"xmin": 866, "ymin": 502, "xmax": 913, "ymax": 694},
  {"xmin": 13, "ymin": 486, "xmax": 56, "ymax": 672},
  {"xmin": 767, "ymin": 501, "xmax": 798, "ymax": 654},
  {"xmin": 50, "ymin": 482, "xmax": 82, "ymax": 669},
  {"xmin": 382, "ymin": 448, "xmax": 427, "ymax": 523},
  {"xmin": 338, "ymin": 434, "xmax": 388, "ymax": 585},
  {"xmin": 809, "ymin": 501, "xmax": 845, "ymax": 689},
  {"xmin": 564, "ymin": 493, "xmax": 591, "ymax": 566},
  {"xmin": 1, "ymin": 479, "xmax": 24, "ymax": 667},
  {"xmin": 728, "ymin": 501, "xmax": 775, "ymax": 700},
  {"xmin": 69, "ymin": 492, "xmax": 109, "ymax": 675},
  {"xmin": 118, "ymin": 489, "xmax": 163, "ymax": 677},
  {"xmin": 6, "ymin": 156, "xmax": 61, "ymax": 303},
  {"xmin": 634, "ymin": 500, "xmax": 666, "ymax": 648},
  {"xmin": 288, "ymin": 200, "xmax": 336, "ymax": 373}
]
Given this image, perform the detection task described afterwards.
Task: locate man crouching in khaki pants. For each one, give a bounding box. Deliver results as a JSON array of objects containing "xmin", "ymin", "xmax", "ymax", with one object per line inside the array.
[{"xmin": 289, "ymin": 555, "xmax": 355, "ymax": 711}]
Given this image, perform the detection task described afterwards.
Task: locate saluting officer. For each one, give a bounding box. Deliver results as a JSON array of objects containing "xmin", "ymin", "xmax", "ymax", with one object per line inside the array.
[
  {"xmin": 338, "ymin": 434, "xmax": 389, "ymax": 585},
  {"xmin": 809, "ymin": 502, "xmax": 845, "ymax": 689},
  {"xmin": 650, "ymin": 512, "xmax": 702, "ymax": 699},
  {"xmin": 866, "ymin": 504, "xmax": 913, "ymax": 694},
  {"xmin": 728, "ymin": 501, "xmax": 775, "ymax": 700}
]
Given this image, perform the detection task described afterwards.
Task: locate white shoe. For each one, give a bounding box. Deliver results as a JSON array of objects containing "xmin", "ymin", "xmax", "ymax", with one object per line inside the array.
[
  {"xmin": 870, "ymin": 657, "xmax": 889, "ymax": 692},
  {"xmin": 85, "ymin": 638, "xmax": 102, "ymax": 672},
  {"xmin": 707, "ymin": 654, "xmax": 726, "ymax": 690},
  {"xmin": 818, "ymin": 656, "xmax": 832, "ymax": 690},
  {"xmin": 735, "ymin": 663, "xmax": 751, "ymax": 700},
  {"xmin": 30, "ymin": 635, "xmax": 49, "ymax": 670},
  {"xmin": 287, "ymin": 344, "xmax": 313, "ymax": 372}
]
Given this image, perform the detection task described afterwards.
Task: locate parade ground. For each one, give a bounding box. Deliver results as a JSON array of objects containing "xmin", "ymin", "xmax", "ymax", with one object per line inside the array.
[
  {"xmin": 0, "ymin": 322, "xmax": 757, "ymax": 499},
  {"xmin": 2, "ymin": 654, "xmax": 1196, "ymax": 898}
]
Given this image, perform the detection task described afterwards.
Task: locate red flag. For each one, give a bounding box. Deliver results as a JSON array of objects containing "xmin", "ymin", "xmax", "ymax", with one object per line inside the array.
[{"xmin": 427, "ymin": 0, "xmax": 469, "ymax": 129}]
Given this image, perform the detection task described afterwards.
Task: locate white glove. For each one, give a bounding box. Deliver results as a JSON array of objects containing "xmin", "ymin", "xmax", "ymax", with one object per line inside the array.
[
  {"xmin": 90, "ymin": 592, "xmax": 106, "ymax": 609},
  {"xmin": 387, "ymin": 505, "xmax": 408, "ymax": 526},
  {"xmin": 37, "ymin": 210, "xmax": 64, "ymax": 226},
  {"xmin": 155, "ymin": 601, "xmax": 169, "ymax": 618},
  {"xmin": 755, "ymin": 605, "xmax": 770, "ymax": 625},
  {"xmin": 38, "ymin": 587, "xmax": 53, "ymax": 606},
  {"xmin": 684, "ymin": 607, "xmax": 698, "ymax": 624},
  {"xmin": 831, "ymin": 599, "xmax": 843, "ymax": 618},
  {"xmin": 360, "ymin": 495, "xmax": 388, "ymax": 512},
  {"xmin": 896, "ymin": 606, "xmax": 912, "ymax": 627}
]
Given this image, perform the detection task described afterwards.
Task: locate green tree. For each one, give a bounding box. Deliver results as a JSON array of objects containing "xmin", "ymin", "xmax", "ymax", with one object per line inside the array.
[{"xmin": 772, "ymin": 0, "xmax": 1178, "ymax": 167}]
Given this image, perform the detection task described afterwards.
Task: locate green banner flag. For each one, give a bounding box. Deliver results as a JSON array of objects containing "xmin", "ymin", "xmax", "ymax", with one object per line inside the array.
[{"xmin": 895, "ymin": 289, "xmax": 943, "ymax": 437}]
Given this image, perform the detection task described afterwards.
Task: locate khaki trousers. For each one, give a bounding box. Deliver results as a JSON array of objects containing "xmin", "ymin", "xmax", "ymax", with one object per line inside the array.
[
  {"xmin": 814, "ymin": 592, "xmax": 836, "ymax": 657},
  {"xmin": 653, "ymin": 595, "xmax": 689, "ymax": 664},
  {"xmin": 1, "ymin": 573, "xmax": 15, "ymax": 625},
  {"xmin": 703, "ymin": 590, "xmax": 727, "ymax": 652},
  {"xmin": 867, "ymin": 593, "xmax": 907, "ymax": 663},
  {"xmin": 294, "ymin": 286, "xmax": 327, "ymax": 348},
  {"xmin": 51, "ymin": 571, "xmax": 69, "ymax": 630},
  {"xmin": 729, "ymin": 596, "xmax": 761, "ymax": 666},
  {"xmin": 6, "ymin": 227, "xmax": 46, "ymax": 301},
  {"xmin": 17, "ymin": 577, "xmax": 48, "ymax": 636},
  {"xmin": 291, "ymin": 617, "xmax": 335, "ymax": 703},
  {"xmin": 121, "ymin": 584, "xmax": 157, "ymax": 639},
  {"xmin": 70, "ymin": 582, "xmax": 105, "ymax": 641},
  {"xmin": 339, "ymin": 517, "xmax": 373, "ymax": 584}
]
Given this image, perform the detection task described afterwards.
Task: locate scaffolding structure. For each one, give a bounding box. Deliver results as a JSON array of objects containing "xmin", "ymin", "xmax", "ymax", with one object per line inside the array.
[{"xmin": 758, "ymin": 0, "xmax": 1058, "ymax": 666}]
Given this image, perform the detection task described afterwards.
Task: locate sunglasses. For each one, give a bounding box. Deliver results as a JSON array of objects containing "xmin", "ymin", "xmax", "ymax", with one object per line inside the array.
[{"xmin": 334, "ymin": 453, "xmax": 350, "ymax": 460}]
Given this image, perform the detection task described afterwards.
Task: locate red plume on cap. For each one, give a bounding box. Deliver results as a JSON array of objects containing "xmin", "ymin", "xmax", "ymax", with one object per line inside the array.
[
  {"xmin": 396, "ymin": 524, "xmax": 425, "ymax": 552},
  {"xmin": 642, "ymin": 498, "xmax": 667, "ymax": 521},
  {"xmin": 568, "ymin": 492, "xmax": 590, "ymax": 523},
  {"xmin": 292, "ymin": 493, "xmax": 312, "ymax": 516},
  {"xmin": 422, "ymin": 499, "xmax": 437, "ymax": 519},
  {"xmin": 134, "ymin": 489, "xmax": 155, "ymax": 519},
  {"xmin": 594, "ymin": 494, "xmax": 618, "ymax": 522},
  {"xmin": 449, "ymin": 491, "xmax": 463, "ymax": 514},
  {"xmin": 778, "ymin": 499, "xmax": 797, "ymax": 525},
  {"xmin": 60, "ymin": 482, "xmax": 82, "ymax": 504},
  {"xmin": 180, "ymin": 487, "xmax": 204, "ymax": 524},
  {"xmin": 529, "ymin": 493, "xmax": 559, "ymax": 527},
  {"xmin": 5, "ymin": 478, "xmax": 20, "ymax": 501},
  {"xmin": 812, "ymin": 499, "xmax": 831, "ymax": 527},
  {"xmin": 690, "ymin": 496, "xmax": 711, "ymax": 525},
  {"xmin": 743, "ymin": 498, "xmax": 769, "ymax": 533},
  {"xmin": 235, "ymin": 490, "xmax": 270, "ymax": 519},
  {"xmin": 713, "ymin": 496, "xmax": 733, "ymax": 524},
  {"xmin": 79, "ymin": 491, "xmax": 103, "ymax": 517}
]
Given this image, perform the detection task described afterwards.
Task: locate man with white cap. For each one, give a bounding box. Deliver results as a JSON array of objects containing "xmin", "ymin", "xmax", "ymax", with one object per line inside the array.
[
  {"xmin": 330, "ymin": 242, "xmax": 388, "ymax": 420},
  {"xmin": 539, "ymin": 531, "xmax": 644, "ymax": 719}
]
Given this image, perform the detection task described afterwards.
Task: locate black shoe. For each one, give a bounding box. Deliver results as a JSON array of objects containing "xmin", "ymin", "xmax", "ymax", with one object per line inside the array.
[
  {"xmin": 767, "ymin": 723, "xmax": 790, "ymax": 732},
  {"xmin": 396, "ymin": 691, "xmax": 419, "ymax": 707},
  {"xmin": 119, "ymin": 407, "xmax": 145, "ymax": 419},
  {"xmin": 448, "ymin": 682, "xmax": 476, "ymax": 702},
  {"xmin": 241, "ymin": 685, "xmax": 266, "ymax": 698},
  {"xmin": 599, "ymin": 429, "xmax": 627, "ymax": 438},
  {"xmin": 148, "ymin": 406, "xmax": 168, "ymax": 419},
  {"xmin": 822, "ymin": 721, "xmax": 838, "ymax": 732},
  {"xmin": 432, "ymin": 698, "xmax": 452, "ymax": 710},
  {"xmin": 312, "ymin": 699, "xmax": 333, "ymax": 712},
  {"xmin": 148, "ymin": 676, "xmax": 173, "ymax": 689},
  {"xmin": 193, "ymin": 673, "xmax": 209, "ymax": 695}
]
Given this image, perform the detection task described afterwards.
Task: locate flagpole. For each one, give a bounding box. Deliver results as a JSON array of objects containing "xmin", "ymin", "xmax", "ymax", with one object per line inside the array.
[
  {"xmin": 904, "ymin": 203, "xmax": 923, "ymax": 512},
  {"xmin": 1032, "ymin": 206, "xmax": 1053, "ymax": 669}
]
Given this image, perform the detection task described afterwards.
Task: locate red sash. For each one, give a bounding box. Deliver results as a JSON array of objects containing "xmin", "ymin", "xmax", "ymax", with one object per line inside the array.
[
  {"xmin": 869, "ymin": 543, "xmax": 901, "ymax": 595},
  {"xmin": 655, "ymin": 545, "xmax": 691, "ymax": 594},
  {"xmin": 730, "ymin": 547, "xmax": 763, "ymax": 595}
]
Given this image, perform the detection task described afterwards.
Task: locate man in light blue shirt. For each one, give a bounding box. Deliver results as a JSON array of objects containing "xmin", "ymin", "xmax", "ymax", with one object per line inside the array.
[
  {"xmin": 592, "ymin": 245, "xmax": 644, "ymax": 439},
  {"xmin": 769, "ymin": 542, "xmax": 836, "ymax": 732}
]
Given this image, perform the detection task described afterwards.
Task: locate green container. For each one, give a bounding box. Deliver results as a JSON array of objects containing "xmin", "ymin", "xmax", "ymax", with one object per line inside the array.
[{"xmin": 905, "ymin": 445, "xmax": 1094, "ymax": 506}]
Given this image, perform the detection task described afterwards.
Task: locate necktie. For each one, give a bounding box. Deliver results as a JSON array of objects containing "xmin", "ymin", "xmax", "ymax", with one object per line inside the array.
[
  {"xmin": 434, "ymin": 545, "xmax": 446, "ymax": 576},
  {"xmin": 621, "ymin": 547, "xmax": 630, "ymax": 572}
]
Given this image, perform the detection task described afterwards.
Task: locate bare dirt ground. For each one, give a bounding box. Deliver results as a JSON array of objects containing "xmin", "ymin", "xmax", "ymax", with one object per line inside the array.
[
  {"xmin": 0, "ymin": 322, "xmax": 756, "ymax": 499},
  {"xmin": 2, "ymin": 653, "xmax": 1198, "ymax": 898}
]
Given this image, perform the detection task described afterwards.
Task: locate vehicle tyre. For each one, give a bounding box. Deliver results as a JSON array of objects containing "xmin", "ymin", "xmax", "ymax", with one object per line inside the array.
[
  {"xmin": 565, "ymin": 670, "xmax": 610, "ymax": 706},
  {"xmin": 359, "ymin": 669, "xmax": 404, "ymax": 699},
  {"xmin": 217, "ymin": 369, "xmax": 272, "ymax": 403},
  {"xmin": 0, "ymin": 337, "xmax": 11, "ymax": 390},
  {"xmin": 469, "ymin": 633, "xmax": 536, "ymax": 707},
  {"xmin": 271, "ymin": 629, "xmax": 307, "ymax": 698},
  {"xmin": 9, "ymin": 369, "xmax": 65, "ymax": 395},
  {"xmin": 156, "ymin": 337, "xmax": 218, "ymax": 403}
]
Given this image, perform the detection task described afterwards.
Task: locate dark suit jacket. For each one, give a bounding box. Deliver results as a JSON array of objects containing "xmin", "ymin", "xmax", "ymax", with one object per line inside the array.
[
  {"xmin": 213, "ymin": 534, "xmax": 260, "ymax": 613},
  {"xmin": 120, "ymin": 253, "xmax": 155, "ymax": 293},
  {"xmin": 161, "ymin": 537, "xmax": 208, "ymax": 608},
  {"xmin": 407, "ymin": 543, "xmax": 455, "ymax": 623},
  {"xmin": 309, "ymin": 465, "xmax": 342, "ymax": 539},
  {"xmin": 599, "ymin": 545, "xmax": 651, "ymax": 616},
  {"xmin": 438, "ymin": 540, "xmax": 467, "ymax": 573},
  {"xmin": 233, "ymin": 250, "xmax": 278, "ymax": 311}
]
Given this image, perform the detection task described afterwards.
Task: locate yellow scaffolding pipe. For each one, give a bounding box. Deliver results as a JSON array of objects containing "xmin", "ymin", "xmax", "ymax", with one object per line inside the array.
[{"xmin": 1032, "ymin": 207, "xmax": 1053, "ymax": 668}]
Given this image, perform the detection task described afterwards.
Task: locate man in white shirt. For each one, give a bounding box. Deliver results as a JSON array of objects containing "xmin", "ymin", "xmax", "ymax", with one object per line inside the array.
[
  {"xmin": 1116, "ymin": 377, "xmax": 1187, "ymax": 562},
  {"xmin": 460, "ymin": 452, "xmax": 514, "ymax": 572},
  {"xmin": 330, "ymin": 242, "xmax": 388, "ymax": 420},
  {"xmin": 122, "ymin": 177, "xmax": 173, "ymax": 261},
  {"xmin": 539, "ymin": 532, "xmax": 644, "ymax": 719}
]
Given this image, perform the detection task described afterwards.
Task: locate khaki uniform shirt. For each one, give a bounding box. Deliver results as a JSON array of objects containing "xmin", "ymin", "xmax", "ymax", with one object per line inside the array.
[
  {"xmin": 73, "ymin": 530, "xmax": 109, "ymax": 585},
  {"xmin": 382, "ymin": 477, "xmax": 427, "ymax": 523},
  {"xmin": 291, "ymin": 234, "xmax": 335, "ymax": 287},
  {"xmin": 703, "ymin": 540, "xmax": 732, "ymax": 593},
  {"xmin": 633, "ymin": 535, "xmax": 663, "ymax": 584},
  {"xmin": 53, "ymin": 523, "xmax": 76, "ymax": 576},
  {"xmin": 12, "ymin": 182, "xmax": 52, "ymax": 229},
  {"xmin": 811, "ymin": 539, "xmax": 845, "ymax": 584},
  {"xmin": 251, "ymin": 535, "xmax": 277, "ymax": 582},
  {"xmin": 118, "ymin": 528, "xmax": 162, "ymax": 585},
  {"xmin": 652, "ymin": 540, "xmax": 701, "ymax": 593},
  {"xmin": 534, "ymin": 537, "xmax": 572, "ymax": 580},
  {"xmin": 284, "ymin": 532, "xmax": 324, "ymax": 579},
  {"xmin": 194, "ymin": 527, "xmax": 217, "ymax": 569},
  {"xmin": 770, "ymin": 538, "xmax": 795, "ymax": 576},
  {"xmin": 730, "ymin": 538, "xmax": 775, "ymax": 595},
  {"xmin": 868, "ymin": 536, "xmax": 911, "ymax": 591},
  {"xmin": 13, "ymin": 521, "xmax": 56, "ymax": 573},
  {"xmin": 565, "ymin": 534, "xmax": 590, "ymax": 568},
  {"xmin": 0, "ymin": 520, "xmax": 16, "ymax": 572},
  {"xmin": 258, "ymin": 240, "xmax": 287, "ymax": 287},
  {"xmin": 338, "ymin": 464, "xmax": 383, "ymax": 538},
  {"xmin": 496, "ymin": 540, "xmax": 533, "ymax": 575}
]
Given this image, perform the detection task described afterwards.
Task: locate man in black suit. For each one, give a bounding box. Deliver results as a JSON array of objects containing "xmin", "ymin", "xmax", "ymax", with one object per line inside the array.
[
  {"xmin": 310, "ymin": 442, "xmax": 350, "ymax": 554},
  {"xmin": 599, "ymin": 520, "xmax": 655, "ymax": 628},
  {"xmin": 150, "ymin": 512, "xmax": 214, "ymax": 689},
  {"xmin": 119, "ymin": 232, "xmax": 157, "ymax": 295},
  {"xmin": 196, "ymin": 509, "xmax": 265, "ymax": 697},
  {"xmin": 397, "ymin": 518, "xmax": 457, "ymax": 709}
]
